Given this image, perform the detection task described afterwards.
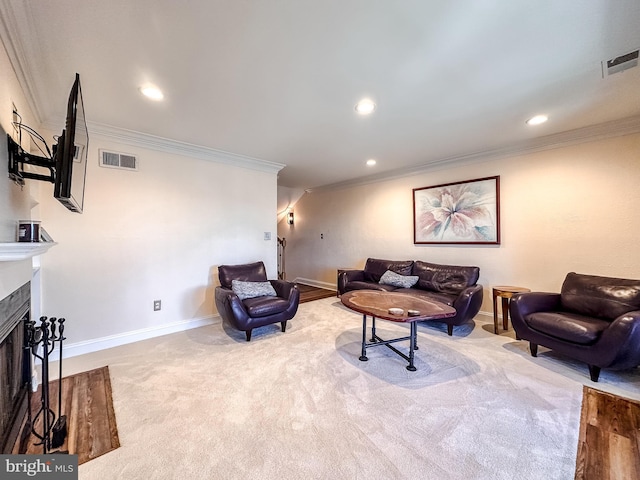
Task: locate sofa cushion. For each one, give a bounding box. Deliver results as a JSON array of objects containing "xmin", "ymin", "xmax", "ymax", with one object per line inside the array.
[
  {"xmin": 231, "ymin": 280, "xmax": 277, "ymax": 300},
  {"xmin": 363, "ymin": 258, "xmax": 414, "ymax": 283},
  {"xmin": 345, "ymin": 280, "xmax": 397, "ymax": 293},
  {"xmin": 242, "ymin": 296, "xmax": 290, "ymax": 317},
  {"xmin": 525, "ymin": 311, "xmax": 610, "ymax": 345},
  {"xmin": 379, "ymin": 270, "xmax": 419, "ymax": 289},
  {"xmin": 560, "ymin": 272, "xmax": 640, "ymax": 321},
  {"xmin": 394, "ymin": 288, "xmax": 457, "ymax": 307},
  {"xmin": 412, "ymin": 261, "xmax": 479, "ymax": 295}
]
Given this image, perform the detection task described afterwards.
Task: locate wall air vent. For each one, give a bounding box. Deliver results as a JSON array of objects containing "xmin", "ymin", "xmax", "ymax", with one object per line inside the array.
[
  {"xmin": 99, "ymin": 150, "xmax": 138, "ymax": 171},
  {"xmin": 602, "ymin": 49, "xmax": 639, "ymax": 77}
]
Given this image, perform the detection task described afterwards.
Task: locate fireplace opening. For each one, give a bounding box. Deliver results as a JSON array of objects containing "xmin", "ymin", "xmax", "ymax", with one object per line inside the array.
[{"xmin": 0, "ymin": 282, "xmax": 31, "ymax": 454}]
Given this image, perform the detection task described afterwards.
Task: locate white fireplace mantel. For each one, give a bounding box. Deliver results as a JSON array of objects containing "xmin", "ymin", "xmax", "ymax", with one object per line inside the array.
[{"xmin": 0, "ymin": 242, "xmax": 57, "ymax": 261}]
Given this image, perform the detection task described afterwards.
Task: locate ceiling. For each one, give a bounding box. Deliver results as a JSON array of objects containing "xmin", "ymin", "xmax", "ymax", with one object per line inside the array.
[{"xmin": 1, "ymin": 0, "xmax": 640, "ymax": 190}]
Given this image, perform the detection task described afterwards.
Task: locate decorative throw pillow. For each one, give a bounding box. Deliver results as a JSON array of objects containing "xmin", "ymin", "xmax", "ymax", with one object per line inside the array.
[
  {"xmin": 231, "ymin": 280, "xmax": 277, "ymax": 300},
  {"xmin": 379, "ymin": 270, "xmax": 419, "ymax": 288}
]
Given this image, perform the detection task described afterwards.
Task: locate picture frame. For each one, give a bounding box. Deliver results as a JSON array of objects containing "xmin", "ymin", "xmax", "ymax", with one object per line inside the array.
[
  {"xmin": 413, "ymin": 175, "xmax": 500, "ymax": 244},
  {"xmin": 39, "ymin": 227, "xmax": 54, "ymax": 243}
]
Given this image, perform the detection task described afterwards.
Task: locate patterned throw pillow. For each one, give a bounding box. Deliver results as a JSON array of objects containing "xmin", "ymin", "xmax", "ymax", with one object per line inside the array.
[
  {"xmin": 231, "ymin": 280, "xmax": 278, "ymax": 300},
  {"xmin": 379, "ymin": 270, "xmax": 419, "ymax": 288}
]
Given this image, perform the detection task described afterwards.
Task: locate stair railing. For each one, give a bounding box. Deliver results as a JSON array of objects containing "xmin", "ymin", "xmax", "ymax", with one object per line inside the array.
[{"xmin": 277, "ymin": 237, "xmax": 286, "ymax": 280}]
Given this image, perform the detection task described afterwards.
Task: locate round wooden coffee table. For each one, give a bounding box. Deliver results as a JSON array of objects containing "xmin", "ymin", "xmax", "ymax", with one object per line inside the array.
[
  {"xmin": 341, "ymin": 290, "xmax": 456, "ymax": 371},
  {"xmin": 492, "ymin": 286, "xmax": 531, "ymax": 334}
]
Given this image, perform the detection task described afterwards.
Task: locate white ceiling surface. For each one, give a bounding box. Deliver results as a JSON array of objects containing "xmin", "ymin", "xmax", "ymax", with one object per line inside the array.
[{"xmin": 2, "ymin": 0, "xmax": 640, "ymax": 190}]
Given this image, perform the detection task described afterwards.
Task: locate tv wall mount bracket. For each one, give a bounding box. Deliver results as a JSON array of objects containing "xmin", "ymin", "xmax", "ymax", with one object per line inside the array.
[{"xmin": 7, "ymin": 133, "xmax": 58, "ymax": 186}]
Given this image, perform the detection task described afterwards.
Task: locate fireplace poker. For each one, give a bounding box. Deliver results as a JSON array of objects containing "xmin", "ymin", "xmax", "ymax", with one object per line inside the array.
[{"xmin": 51, "ymin": 318, "xmax": 67, "ymax": 449}]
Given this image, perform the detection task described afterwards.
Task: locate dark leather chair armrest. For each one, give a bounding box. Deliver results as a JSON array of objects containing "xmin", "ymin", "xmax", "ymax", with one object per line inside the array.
[
  {"xmin": 510, "ymin": 292, "xmax": 561, "ymax": 317},
  {"xmin": 214, "ymin": 286, "xmax": 238, "ymax": 305},
  {"xmin": 215, "ymin": 286, "xmax": 250, "ymax": 324},
  {"xmin": 338, "ymin": 270, "xmax": 365, "ymax": 294},
  {"xmin": 607, "ymin": 310, "xmax": 640, "ymax": 334},
  {"xmin": 595, "ymin": 310, "xmax": 640, "ymax": 369},
  {"xmin": 509, "ymin": 292, "xmax": 561, "ymax": 336},
  {"xmin": 270, "ymin": 279, "xmax": 297, "ymax": 300},
  {"xmin": 452, "ymin": 284, "xmax": 483, "ymax": 321},
  {"xmin": 343, "ymin": 270, "xmax": 364, "ymax": 281}
]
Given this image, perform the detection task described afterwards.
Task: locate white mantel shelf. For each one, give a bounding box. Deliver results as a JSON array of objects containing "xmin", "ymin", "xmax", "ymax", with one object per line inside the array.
[{"xmin": 0, "ymin": 242, "xmax": 58, "ymax": 261}]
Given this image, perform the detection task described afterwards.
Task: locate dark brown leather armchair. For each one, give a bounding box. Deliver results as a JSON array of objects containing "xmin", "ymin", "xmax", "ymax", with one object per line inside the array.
[
  {"xmin": 215, "ymin": 261, "xmax": 300, "ymax": 341},
  {"xmin": 510, "ymin": 272, "xmax": 640, "ymax": 381}
]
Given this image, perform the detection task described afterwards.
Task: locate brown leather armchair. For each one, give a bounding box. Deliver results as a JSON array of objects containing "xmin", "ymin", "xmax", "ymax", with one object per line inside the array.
[
  {"xmin": 510, "ymin": 272, "xmax": 640, "ymax": 381},
  {"xmin": 215, "ymin": 261, "xmax": 300, "ymax": 341}
]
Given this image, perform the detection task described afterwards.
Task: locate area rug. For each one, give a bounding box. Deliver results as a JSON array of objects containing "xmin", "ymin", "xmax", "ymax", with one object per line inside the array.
[
  {"xmin": 574, "ymin": 386, "xmax": 640, "ymax": 479},
  {"xmin": 22, "ymin": 366, "xmax": 120, "ymax": 464},
  {"xmin": 67, "ymin": 297, "xmax": 640, "ymax": 479}
]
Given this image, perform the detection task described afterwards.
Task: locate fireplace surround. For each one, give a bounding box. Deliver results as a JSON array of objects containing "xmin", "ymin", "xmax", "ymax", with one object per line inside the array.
[{"xmin": 0, "ymin": 282, "xmax": 31, "ymax": 453}]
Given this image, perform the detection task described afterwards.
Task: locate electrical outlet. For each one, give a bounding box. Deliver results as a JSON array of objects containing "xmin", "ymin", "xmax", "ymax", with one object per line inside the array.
[{"xmin": 153, "ymin": 300, "xmax": 161, "ymax": 311}]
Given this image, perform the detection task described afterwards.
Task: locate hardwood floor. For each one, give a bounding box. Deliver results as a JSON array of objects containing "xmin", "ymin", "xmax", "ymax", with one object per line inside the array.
[
  {"xmin": 575, "ymin": 386, "xmax": 640, "ymax": 480},
  {"xmin": 297, "ymin": 284, "xmax": 336, "ymax": 303},
  {"xmin": 15, "ymin": 366, "xmax": 120, "ymax": 464}
]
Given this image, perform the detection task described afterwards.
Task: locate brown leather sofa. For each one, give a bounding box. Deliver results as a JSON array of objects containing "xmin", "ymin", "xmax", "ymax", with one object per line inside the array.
[
  {"xmin": 215, "ymin": 261, "xmax": 300, "ymax": 341},
  {"xmin": 510, "ymin": 272, "xmax": 640, "ymax": 381},
  {"xmin": 338, "ymin": 258, "xmax": 483, "ymax": 335}
]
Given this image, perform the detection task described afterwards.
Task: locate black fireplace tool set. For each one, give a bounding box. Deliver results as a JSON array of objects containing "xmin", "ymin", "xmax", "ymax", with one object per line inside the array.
[{"xmin": 24, "ymin": 316, "xmax": 68, "ymax": 454}]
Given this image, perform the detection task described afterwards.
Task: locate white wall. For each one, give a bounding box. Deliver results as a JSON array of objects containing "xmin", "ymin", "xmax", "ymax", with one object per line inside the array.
[
  {"xmin": 280, "ymin": 133, "xmax": 640, "ymax": 315},
  {"xmin": 277, "ymin": 185, "xmax": 306, "ymax": 223},
  {"xmin": 3, "ymin": 29, "xmax": 280, "ymax": 355},
  {"xmin": 36, "ymin": 133, "xmax": 279, "ymax": 352},
  {"xmin": 0, "ymin": 41, "xmax": 37, "ymax": 300}
]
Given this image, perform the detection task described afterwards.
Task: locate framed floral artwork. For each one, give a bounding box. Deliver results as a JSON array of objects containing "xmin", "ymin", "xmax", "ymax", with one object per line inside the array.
[{"xmin": 413, "ymin": 175, "xmax": 500, "ymax": 244}]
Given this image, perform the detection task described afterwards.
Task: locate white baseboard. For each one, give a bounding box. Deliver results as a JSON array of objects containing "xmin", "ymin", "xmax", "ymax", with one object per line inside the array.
[
  {"xmin": 63, "ymin": 315, "xmax": 219, "ymax": 359},
  {"xmin": 294, "ymin": 277, "xmax": 337, "ymax": 291}
]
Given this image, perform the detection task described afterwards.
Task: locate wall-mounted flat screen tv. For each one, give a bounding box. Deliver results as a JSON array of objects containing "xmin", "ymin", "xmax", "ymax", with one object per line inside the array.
[
  {"xmin": 6, "ymin": 73, "xmax": 88, "ymax": 214},
  {"xmin": 53, "ymin": 73, "xmax": 88, "ymax": 213}
]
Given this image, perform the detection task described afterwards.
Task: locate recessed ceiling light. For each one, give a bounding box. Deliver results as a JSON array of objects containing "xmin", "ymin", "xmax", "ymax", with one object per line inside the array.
[
  {"xmin": 140, "ymin": 85, "xmax": 164, "ymax": 101},
  {"xmin": 366, "ymin": 159, "xmax": 377, "ymax": 166},
  {"xmin": 355, "ymin": 99, "xmax": 376, "ymax": 115},
  {"xmin": 526, "ymin": 114, "xmax": 548, "ymax": 125}
]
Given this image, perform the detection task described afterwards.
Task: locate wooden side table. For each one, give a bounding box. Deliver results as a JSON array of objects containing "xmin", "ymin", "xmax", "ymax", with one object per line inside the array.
[{"xmin": 492, "ymin": 286, "xmax": 531, "ymax": 334}]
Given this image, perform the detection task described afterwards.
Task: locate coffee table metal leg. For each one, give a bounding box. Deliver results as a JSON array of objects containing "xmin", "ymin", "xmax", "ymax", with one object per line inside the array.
[
  {"xmin": 370, "ymin": 316, "xmax": 377, "ymax": 342},
  {"xmin": 406, "ymin": 322, "xmax": 417, "ymax": 371},
  {"xmin": 359, "ymin": 314, "xmax": 368, "ymax": 361}
]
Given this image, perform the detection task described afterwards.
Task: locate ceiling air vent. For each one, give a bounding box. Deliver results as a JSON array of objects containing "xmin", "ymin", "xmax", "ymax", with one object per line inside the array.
[
  {"xmin": 99, "ymin": 150, "xmax": 138, "ymax": 171},
  {"xmin": 602, "ymin": 49, "xmax": 639, "ymax": 76}
]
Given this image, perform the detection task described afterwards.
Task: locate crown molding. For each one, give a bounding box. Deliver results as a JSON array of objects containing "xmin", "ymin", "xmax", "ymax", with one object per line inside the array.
[
  {"xmin": 0, "ymin": 0, "xmax": 46, "ymax": 124},
  {"xmin": 308, "ymin": 114, "xmax": 640, "ymax": 193},
  {"xmin": 85, "ymin": 121, "xmax": 285, "ymax": 174}
]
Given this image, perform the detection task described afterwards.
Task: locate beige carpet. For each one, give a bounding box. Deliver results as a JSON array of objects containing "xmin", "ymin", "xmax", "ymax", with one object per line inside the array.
[{"xmin": 60, "ymin": 297, "xmax": 640, "ymax": 479}]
